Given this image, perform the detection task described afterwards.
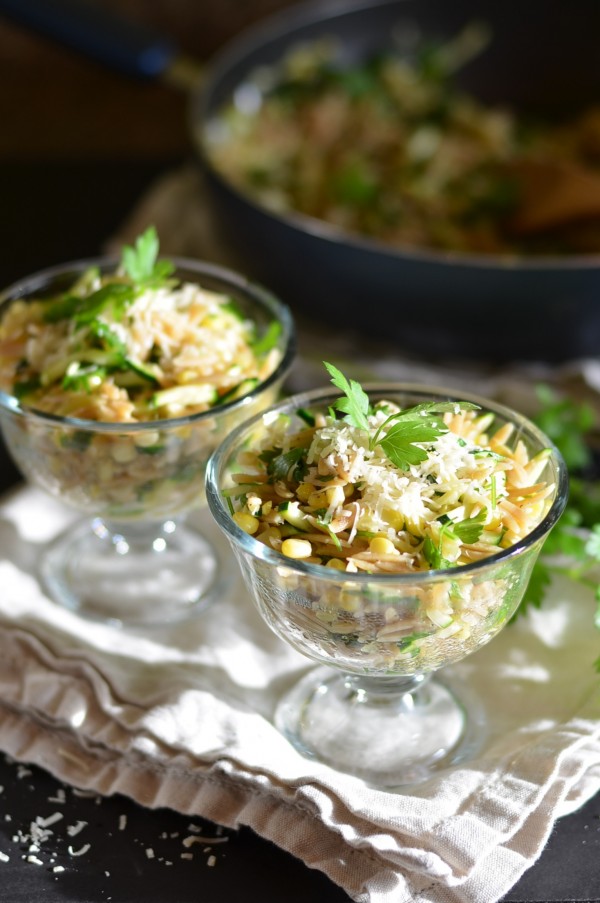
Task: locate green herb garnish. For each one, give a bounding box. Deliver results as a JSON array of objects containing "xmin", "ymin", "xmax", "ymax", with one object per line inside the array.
[
  {"xmin": 423, "ymin": 535, "xmax": 452, "ymax": 570},
  {"xmin": 324, "ymin": 361, "xmax": 371, "ymax": 431},
  {"xmin": 267, "ymin": 447, "xmax": 308, "ymax": 482},
  {"xmin": 325, "ymin": 360, "xmax": 478, "ymax": 470},
  {"xmin": 520, "ymin": 384, "xmax": 600, "ymax": 670},
  {"xmin": 450, "ymin": 509, "xmax": 487, "ymax": 544},
  {"xmin": 252, "ymin": 320, "xmax": 281, "ymax": 356},
  {"xmin": 120, "ymin": 225, "xmax": 175, "ymax": 287},
  {"xmin": 296, "ymin": 407, "xmax": 316, "ymax": 427},
  {"xmin": 424, "ymin": 510, "xmax": 486, "ymax": 569},
  {"xmin": 377, "ymin": 413, "xmax": 447, "ymax": 469}
]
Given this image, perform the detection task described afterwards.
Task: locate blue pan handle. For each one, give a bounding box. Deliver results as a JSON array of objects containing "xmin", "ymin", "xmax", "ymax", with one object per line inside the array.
[{"xmin": 0, "ymin": 0, "xmax": 180, "ymax": 80}]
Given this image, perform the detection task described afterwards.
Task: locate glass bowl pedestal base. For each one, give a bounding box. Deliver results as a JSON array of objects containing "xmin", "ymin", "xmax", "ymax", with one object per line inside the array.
[
  {"xmin": 40, "ymin": 515, "xmax": 229, "ymax": 627},
  {"xmin": 275, "ymin": 667, "xmax": 485, "ymax": 789}
]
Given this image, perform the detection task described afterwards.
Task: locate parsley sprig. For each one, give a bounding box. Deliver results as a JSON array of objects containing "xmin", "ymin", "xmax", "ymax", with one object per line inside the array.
[
  {"xmin": 324, "ymin": 361, "xmax": 370, "ymax": 431},
  {"xmin": 324, "ymin": 361, "xmax": 478, "ymax": 470},
  {"xmin": 121, "ymin": 225, "xmax": 175, "ymax": 287},
  {"xmin": 19, "ymin": 227, "xmax": 175, "ymax": 401}
]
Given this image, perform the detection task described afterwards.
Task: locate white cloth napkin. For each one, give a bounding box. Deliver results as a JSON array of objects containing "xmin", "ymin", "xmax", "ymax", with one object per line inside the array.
[{"xmin": 0, "ymin": 483, "xmax": 599, "ymax": 903}]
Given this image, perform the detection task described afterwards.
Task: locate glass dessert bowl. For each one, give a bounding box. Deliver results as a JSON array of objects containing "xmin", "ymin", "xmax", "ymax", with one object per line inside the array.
[
  {"xmin": 206, "ymin": 373, "xmax": 568, "ymax": 787},
  {"xmin": 0, "ymin": 234, "xmax": 295, "ymax": 626}
]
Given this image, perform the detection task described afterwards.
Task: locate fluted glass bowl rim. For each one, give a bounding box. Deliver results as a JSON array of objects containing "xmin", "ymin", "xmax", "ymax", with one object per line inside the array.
[
  {"xmin": 0, "ymin": 255, "xmax": 296, "ymax": 433},
  {"xmin": 206, "ymin": 382, "xmax": 569, "ymax": 586}
]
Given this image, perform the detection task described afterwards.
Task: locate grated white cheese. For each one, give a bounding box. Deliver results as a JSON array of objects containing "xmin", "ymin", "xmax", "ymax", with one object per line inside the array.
[
  {"xmin": 37, "ymin": 812, "xmax": 64, "ymax": 829},
  {"xmin": 305, "ymin": 410, "xmax": 504, "ymax": 540},
  {"xmin": 68, "ymin": 843, "xmax": 91, "ymax": 857},
  {"xmin": 182, "ymin": 834, "xmax": 229, "ymax": 848}
]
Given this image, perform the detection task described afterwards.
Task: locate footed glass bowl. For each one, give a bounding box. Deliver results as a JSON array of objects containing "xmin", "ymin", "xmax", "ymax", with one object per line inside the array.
[
  {"xmin": 0, "ymin": 257, "xmax": 295, "ymax": 626},
  {"xmin": 206, "ymin": 384, "xmax": 568, "ymax": 787}
]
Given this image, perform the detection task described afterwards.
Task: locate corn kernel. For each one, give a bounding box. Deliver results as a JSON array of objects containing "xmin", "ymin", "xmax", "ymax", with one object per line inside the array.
[
  {"xmin": 296, "ymin": 482, "xmax": 314, "ymax": 502},
  {"xmin": 134, "ymin": 430, "xmax": 161, "ymax": 448},
  {"xmin": 326, "ymin": 485, "xmax": 346, "ymax": 507},
  {"xmin": 338, "ymin": 590, "xmax": 360, "ymax": 611},
  {"xmin": 325, "ymin": 557, "xmax": 346, "ymax": 570},
  {"xmin": 381, "ymin": 507, "xmax": 404, "ymax": 531},
  {"xmin": 110, "ymin": 440, "xmax": 137, "ymax": 464},
  {"xmin": 281, "ymin": 538, "xmax": 312, "ymax": 559},
  {"xmin": 369, "ymin": 536, "xmax": 397, "ymax": 556},
  {"xmin": 233, "ymin": 512, "xmax": 259, "ymax": 534},
  {"xmin": 307, "ymin": 489, "xmax": 329, "ymax": 508}
]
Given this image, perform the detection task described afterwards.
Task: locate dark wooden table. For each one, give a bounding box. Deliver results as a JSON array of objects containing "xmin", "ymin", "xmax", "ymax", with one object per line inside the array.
[{"xmin": 0, "ymin": 159, "xmax": 599, "ymax": 903}]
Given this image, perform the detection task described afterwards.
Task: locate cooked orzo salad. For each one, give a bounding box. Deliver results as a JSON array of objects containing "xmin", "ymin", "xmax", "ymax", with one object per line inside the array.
[
  {"xmin": 0, "ymin": 228, "xmax": 290, "ymax": 521},
  {"xmin": 0, "ymin": 227, "xmax": 282, "ymax": 421},
  {"xmin": 228, "ymin": 363, "xmax": 555, "ymax": 573},
  {"xmin": 212, "ymin": 363, "xmax": 563, "ymax": 673}
]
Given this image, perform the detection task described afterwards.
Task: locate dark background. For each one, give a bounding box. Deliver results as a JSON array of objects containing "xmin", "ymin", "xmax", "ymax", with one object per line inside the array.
[
  {"xmin": 0, "ymin": 0, "xmax": 295, "ymax": 160},
  {"xmin": 0, "ymin": 0, "xmax": 296, "ymax": 288}
]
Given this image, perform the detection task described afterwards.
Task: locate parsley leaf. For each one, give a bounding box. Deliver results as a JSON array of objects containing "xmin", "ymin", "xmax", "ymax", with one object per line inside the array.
[
  {"xmin": 73, "ymin": 282, "xmax": 136, "ymax": 325},
  {"xmin": 42, "ymin": 293, "xmax": 86, "ymax": 323},
  {"xmin": 267, "ymin": 447, "xmax": 308, "ymax": 482},
  {"xmin": 449, "ymin": 509, "xmax": 486, "ymax": 544},
  {"xmin": 390, "ymin": 400, "xmax": 476, "ymax": 425},
  {"xmin": 324, "ymin": 362, "xmax": 479, "ymax": 471},
  {"xmin": 324, "ymin": 361, "xmax": 370, "ymax": 431},
  {"xmin": 534, "ymin": 383, "xmax": 594, "ymax": 473},
  {"xmin": 585, "ymin": 525, "xmax": 600, "ymax": 565},
  {"xmin": 423, "ymin": 511, "xmax": 486, "ymax": 569},
  {"xmin": 380, "ymin": 418, "xmax": 443, "ymax": 469},
  {"xmin": 423, "ymin": 535, "xmax": 452, "ymax": 569},
  {"xmin": 371, "ymin": 400, "xmax": 479, "ymax": 465},
  {"xmin": 121, "ymin": 226, "xmax": 175, "ymax": 287},
  {"xmin": 252, "ymin": 320, "xmax": 282, "ymax": 356}
]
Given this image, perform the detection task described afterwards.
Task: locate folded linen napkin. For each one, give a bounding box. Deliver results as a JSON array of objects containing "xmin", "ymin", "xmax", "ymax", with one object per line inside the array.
[{"xmin": 0, "ymin": 483, "xmax": 599, "ymax": 903}]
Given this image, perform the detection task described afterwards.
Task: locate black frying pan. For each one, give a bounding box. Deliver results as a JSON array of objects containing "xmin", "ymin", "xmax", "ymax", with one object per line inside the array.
[{"xmin": 2, "ymin": 0, "xmax": 600, "ymax": 363}]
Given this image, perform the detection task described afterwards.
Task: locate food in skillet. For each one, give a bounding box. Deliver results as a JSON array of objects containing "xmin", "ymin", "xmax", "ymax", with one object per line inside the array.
[
  {"xmin": 206, "ymin": 25, "xmax": 600, "ymax": 256},
  {"xmin": 221, "ymin": 363, "xmax": 559, "ymax": 667}
]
